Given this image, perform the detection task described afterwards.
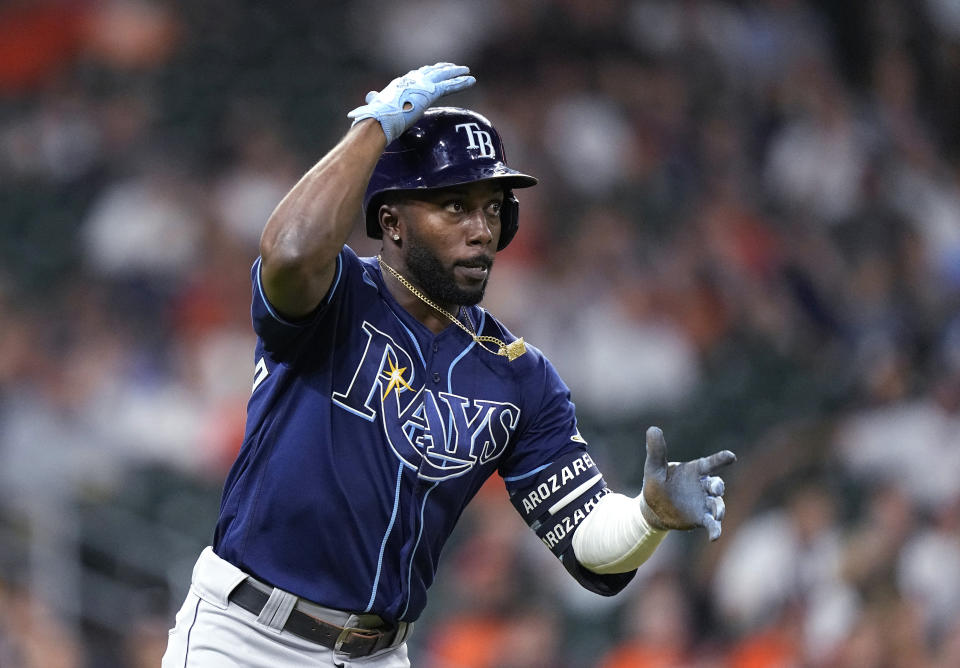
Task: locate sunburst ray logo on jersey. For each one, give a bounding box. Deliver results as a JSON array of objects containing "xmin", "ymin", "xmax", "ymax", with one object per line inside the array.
[{"xmin": 381, "ymin": 356, "xmax": 413, "ymax": 400}]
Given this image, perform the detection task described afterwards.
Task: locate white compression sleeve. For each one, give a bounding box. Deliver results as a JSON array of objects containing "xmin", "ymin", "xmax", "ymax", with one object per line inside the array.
[{"xmin": 571, "ymin": 492, "xmax": 668, "ymax": 574}]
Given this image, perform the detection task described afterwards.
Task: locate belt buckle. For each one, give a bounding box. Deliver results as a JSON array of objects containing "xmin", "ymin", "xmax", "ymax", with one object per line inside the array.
[{"xmin": 334, "ymin": 625, "xmax": 381, "ymax": 654}]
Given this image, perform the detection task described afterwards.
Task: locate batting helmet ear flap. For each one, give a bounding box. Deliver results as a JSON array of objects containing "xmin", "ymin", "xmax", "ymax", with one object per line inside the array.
[{"xmin": 497, "ymin": 191, "xmax": 520, "ymax": 251}]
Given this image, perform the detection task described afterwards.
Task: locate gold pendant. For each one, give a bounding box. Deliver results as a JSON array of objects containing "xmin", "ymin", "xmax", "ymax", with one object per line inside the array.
[{"xmin": 499, "ymin": 337, "xmax": 527, "ymax": 361}]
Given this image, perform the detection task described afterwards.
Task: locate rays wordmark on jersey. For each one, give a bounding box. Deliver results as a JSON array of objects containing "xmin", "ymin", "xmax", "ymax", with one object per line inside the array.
[{"xmin": 331, "ymin": 322, "xmax": 520, "ymax": 481}]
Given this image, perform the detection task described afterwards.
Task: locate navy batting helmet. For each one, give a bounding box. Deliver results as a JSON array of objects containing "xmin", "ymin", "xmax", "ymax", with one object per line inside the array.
[{"xmin": 363, "ymin": 107, "xmax": 537, "ymax": 251}]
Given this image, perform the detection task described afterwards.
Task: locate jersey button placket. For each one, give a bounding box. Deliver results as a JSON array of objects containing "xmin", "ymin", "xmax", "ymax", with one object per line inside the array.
[{"xmin": 431, "ymin": 343, "xmax": 440, "ymax": 383}]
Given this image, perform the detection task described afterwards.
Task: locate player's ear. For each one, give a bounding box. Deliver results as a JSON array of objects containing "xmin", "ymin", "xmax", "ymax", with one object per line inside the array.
[{"xmin": 379, "ymin": 202, "xmax": 402, "ymax": 241}]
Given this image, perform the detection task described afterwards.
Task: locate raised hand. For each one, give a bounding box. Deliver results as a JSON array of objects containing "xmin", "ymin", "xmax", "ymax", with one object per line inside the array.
[
  {"xmin": 347, "ymin": 62, "xmax": 476, "ymax": 143},
  {"xmin": 639, "ymin": 427, "xmax": 736, "ymax": 541}
]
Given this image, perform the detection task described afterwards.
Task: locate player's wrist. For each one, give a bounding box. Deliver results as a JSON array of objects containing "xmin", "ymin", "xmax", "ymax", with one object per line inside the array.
[
  {"xmin": 348, "ymin": 116, "xmax": 389, "ymax": 144},
  {"xmin": 637, "ymin": 491, "xmax": 668, "ymax": 530}
]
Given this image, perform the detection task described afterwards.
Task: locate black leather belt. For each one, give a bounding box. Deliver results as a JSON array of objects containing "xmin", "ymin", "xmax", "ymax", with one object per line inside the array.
[{"xmin": 229, "ymin": 579, "xmax": 404, "ymax": 658}]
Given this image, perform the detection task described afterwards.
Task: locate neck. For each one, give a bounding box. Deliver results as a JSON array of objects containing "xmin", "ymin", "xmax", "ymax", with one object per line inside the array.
[{"xmin": 378, "ymin": 254, "xmax": 459, "ymax": 334}]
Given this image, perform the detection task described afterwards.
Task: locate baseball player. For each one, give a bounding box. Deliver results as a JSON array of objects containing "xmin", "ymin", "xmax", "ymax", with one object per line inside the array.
[{"xmin": 162, "ymin": 63, "xmax": 736, "ymax": 667}]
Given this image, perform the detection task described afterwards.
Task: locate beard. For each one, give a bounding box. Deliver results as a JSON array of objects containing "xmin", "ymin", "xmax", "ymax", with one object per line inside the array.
[{"xmin": 404, "ymin": 231, "xmax": 493, "ymax": 307}]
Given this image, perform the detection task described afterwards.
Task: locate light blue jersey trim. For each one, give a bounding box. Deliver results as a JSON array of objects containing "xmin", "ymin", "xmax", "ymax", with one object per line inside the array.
[
  {"xmin": 330, "ymin": 253, "xmax": 344, "ymax": 301},
  {"xmin": 444, "ymin": 320, "xmax": 478, "ymax": 443},
  {"xmin": 365, "ymin": 464, "xmax": 405, "ymax": 612},
  {"xmin": 394, "ymin": 318, "xmax": 427, "ymax": 368},
  {"xmin": 400, "ymin": 482, "xmax": 438, "ymax": 619},
  {"xmin": 254, "ymin": 254, "xmax": 343, "ymax": 324},
  {"xmin": 503, "ymin": 462, "xmax": 552, "ymax": 482},
  {"xmin": 447, "ymin": 321, "xmax": 479, "ymax": 389}
]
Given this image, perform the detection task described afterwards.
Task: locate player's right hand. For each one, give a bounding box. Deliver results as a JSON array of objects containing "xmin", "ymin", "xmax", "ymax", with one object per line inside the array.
[
  {"xmin": 347, "ymin": 63, "xmax": 476, "ymax": 143},
  {"xmin": 638, "ymin": 427, "xmax": 736, "ymax": 541}
]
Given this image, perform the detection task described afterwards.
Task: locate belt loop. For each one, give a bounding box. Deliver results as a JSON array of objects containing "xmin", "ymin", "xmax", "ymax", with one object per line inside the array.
[
  {"xmin": 334, "ymin": 627, "xmax": 352, "ymax": 653},
  {"xmin": 398, "ymin": 621, "xmax": 413, "ymax": 645},
  {"xmin": 257, "ymin": 587, "xmax": 298, "ymax": 631}
]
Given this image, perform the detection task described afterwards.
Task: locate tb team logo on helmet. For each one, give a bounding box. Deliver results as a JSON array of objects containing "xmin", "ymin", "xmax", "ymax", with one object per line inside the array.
[{"xmin": 454, "ymin": 122, "xmax": 496, "ymax": 158}]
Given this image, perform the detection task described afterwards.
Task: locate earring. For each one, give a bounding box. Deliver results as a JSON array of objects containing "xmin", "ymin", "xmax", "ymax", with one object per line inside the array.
[{"xmin": 392, "ymin": 234, "xmax": 400, "ymax": 242}]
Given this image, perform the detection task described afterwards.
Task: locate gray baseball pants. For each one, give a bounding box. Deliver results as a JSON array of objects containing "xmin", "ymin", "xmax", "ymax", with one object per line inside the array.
[{"xmin": 162, "ymin": 547, "xmax": 411, "ymax": 667}]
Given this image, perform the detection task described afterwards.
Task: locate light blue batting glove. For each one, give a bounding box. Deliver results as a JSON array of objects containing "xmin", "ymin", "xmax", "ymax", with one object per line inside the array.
[
  {"xmin": 347, "ymin": 62, "xmax": 476, "ymax": 143},
  {"xmin": 638, "ymin": 427, "xmax": 736, "ymax": 541}
]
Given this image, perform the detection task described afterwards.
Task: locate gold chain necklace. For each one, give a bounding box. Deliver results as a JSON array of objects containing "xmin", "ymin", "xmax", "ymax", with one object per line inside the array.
[{"xmin": 377, "ymin": 255, "xmax": 526, "ymax": 361}]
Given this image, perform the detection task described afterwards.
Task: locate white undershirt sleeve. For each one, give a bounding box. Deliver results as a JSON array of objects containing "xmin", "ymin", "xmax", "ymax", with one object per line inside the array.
[{"xmin": 571, "ymin": 492, "xmax": 668, "ymax": 574}]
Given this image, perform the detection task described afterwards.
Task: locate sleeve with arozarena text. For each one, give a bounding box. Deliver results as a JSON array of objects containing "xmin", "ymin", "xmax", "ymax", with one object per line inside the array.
[{"xmin": 499, "ymin": 352, "xmax": 636, "ymax": 596}]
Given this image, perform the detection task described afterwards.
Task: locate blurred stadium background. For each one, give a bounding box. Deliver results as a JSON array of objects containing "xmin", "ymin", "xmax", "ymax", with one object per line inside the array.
[{"xmin": 2, "ymin": 0, "xmax": 960, "ymax": 666}]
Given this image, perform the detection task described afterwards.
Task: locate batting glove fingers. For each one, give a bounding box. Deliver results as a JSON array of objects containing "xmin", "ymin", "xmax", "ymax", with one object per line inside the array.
[
  {"xmin": 347, "ymin": 62, "xmax": 476, "ymax": 143},
  {"xmin": 701, "ymin": 475, "xmax": 724, "ymax": 496}
]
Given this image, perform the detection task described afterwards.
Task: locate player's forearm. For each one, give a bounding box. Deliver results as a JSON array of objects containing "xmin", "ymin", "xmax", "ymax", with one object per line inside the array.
[
  {"xmin": 572, "ymin": 492, "xmax": 668, "ymax": 574},
  {"xmin": 259, "ymin": 119, "xmax": 387, "ymax": 319}
]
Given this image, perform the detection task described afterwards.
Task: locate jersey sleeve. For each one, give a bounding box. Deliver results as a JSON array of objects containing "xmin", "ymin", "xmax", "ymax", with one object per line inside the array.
[
  {"xmin": 250, "ymin": 248, "xmax": 349, "ymax": 353},
  {"xmin": 499, "ymin": 351, "xmax": 636, "ymax": 596}
]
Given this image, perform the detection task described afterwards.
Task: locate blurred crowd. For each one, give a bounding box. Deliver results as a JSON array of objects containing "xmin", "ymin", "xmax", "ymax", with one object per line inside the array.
[{"xmin": 2, "ymin": 0, "xmax": 960, "ymax": 666}]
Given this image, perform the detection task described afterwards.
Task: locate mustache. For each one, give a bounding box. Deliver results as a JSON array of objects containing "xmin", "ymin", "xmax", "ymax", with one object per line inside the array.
[{"xmin": 456, "ymin": 256, "xmax": 494, "ymax": 270}]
